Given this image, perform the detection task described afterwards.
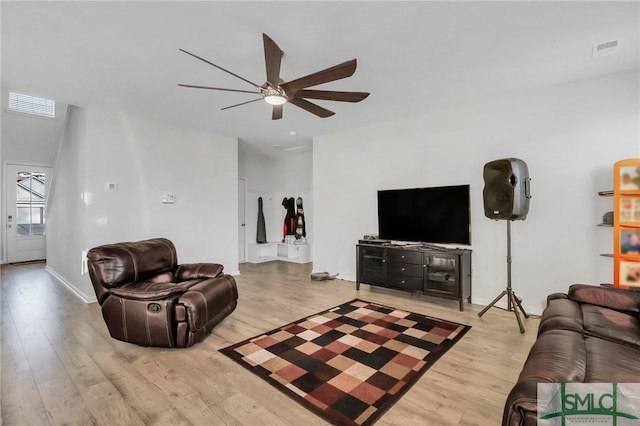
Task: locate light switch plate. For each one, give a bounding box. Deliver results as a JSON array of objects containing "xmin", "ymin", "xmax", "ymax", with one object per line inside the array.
[{"xmin": 162, "ymin": 193, "xmax": 176, "ymax": 204}]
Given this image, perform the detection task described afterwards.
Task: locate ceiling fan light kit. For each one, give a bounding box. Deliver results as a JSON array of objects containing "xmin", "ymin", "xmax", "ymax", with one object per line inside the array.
[{"xmin": 179, "ymin": 33, "xmax": 369, "ymax": 120}]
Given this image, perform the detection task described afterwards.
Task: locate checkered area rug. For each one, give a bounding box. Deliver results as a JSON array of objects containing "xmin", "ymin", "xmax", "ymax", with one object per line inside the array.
[{"xmin": 220, "ymin": 300, "xmax": 471, "ymax": 426}]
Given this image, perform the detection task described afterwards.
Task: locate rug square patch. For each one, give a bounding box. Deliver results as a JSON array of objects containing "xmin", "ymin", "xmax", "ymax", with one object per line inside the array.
[
  {"xmin": 361, "ymin": 323, "xmax": 384, "ymax": 334},
  {"xmin": 344, "ymin": 362, "xmax": 378, "ymax": 381},
  {"xmin": 335, "ymin": 323, "xmax": 359, "ymax": 334},
  {"xmin": 312, "ymin": 329, "xmax": 346, "ymax": 347},
  {"xmin": 261, "ymin": 356, "xmax": 291, "ymax": 373},
  {"xmin": 396, "ymin": 318, "xmax": 418, "ymax": 328},
  {"xmin": 245, "ymin": 348, "xmax": 277, "ymax": 366},
  {"xmin": 331, "ymin": 393, "xmax": 371, "ymax": 420},
  {"xmin": 327, "ymin": 354, "xmax": 357, "ymax": 371},
  {"xmin": 298, "ymin": 320, "xmax": 321, "ymax": 330},
  {"xmin": 403, "ymin": 327, "xmax": 427, "ymax": 339},
  {"xmin": 400, "ymin": 344, "xmax": 430, "ymax": 360},
  {"xmin": 292, "ymin": 372, "xmax": 326, "ymax": 394},
  {"xmin": 311, "ymin": 323, "xmax": 333, "ymax": 335},
  {"xmin": 309, "ymin": 314, "xmax": 332, "ymax": 324},
  {"xmin": 270, "ymin": 330, "xmax": 295, "ymax": 342},
  {"xmin": 273, "ymin": 363, "xmax": 307, "ymax": 382},
  {"xmin": 219, "ymin": 299, "xmax": 470, "ymax": 426},
  {"xmin": 391, "ymin": 352, "xmax": 422, "ymax": 369},
  {"xmin": 380, "ymin": 362, "xmax": 411, "ymax": 380},
  {"xmin": 283, "ymin": 324, "xmax": 306, "ymax": 335},
  {"xmin": 310, "ymin": 347, "xmax": 339, "ymax": 363},
  {"xmin": 279, "ymin": 348, "xmax": 307, "ymax": 364},
  {"xmin": 388, "ymin": 309, "xmax": 410, "ymax": 318},
  {"xmin": 254, "ymin": 335, "xmax": 283, "ymax": 349},
  {"xmin": 233, "ymin": 342, "xmax": 263, "ymax": 357},
  {"xmin": 338, "ymin": 334, "xmax": 363, "ymax": 347},
  {"xmin": 308, "ymin": 382, "xmax": 347, "ymax": 406},
  {"xmin": 350, "ymin": 381, "xmax": 387, "ymax": 405},
  {"xmin": 328, "ymin": 372, "xmax": 362, "ymax": 393},
  {"xmin": 297, "ymin": 329, "xmax": 322, "ymax": 341},
  {"xmin": 422, "ymin": 332, "xmax": 446, "ymax": 344},
  {"xmin": 325, "ymin": 340, "xmax": 352, "ymax": 355},
  {"xmin": 296, "ymin": 341, "xmax": 323, "ymax": 355},
  {"xmin": 354, "ymin": 339, "xmax": 380, "ymax": 354},
  {"xmin": 382, "ymin": 338, "xmax": 409, "ymax": 352},
  {"xmin": 366, "ymin": 371, "xmax": 398, "ymax": 392},
  {"xmin": 430, "ymin": 325, "xmax": 458, "ymax": 337}
]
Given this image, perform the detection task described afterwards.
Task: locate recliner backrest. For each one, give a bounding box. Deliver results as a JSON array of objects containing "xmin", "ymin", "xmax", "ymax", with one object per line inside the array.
[{"xmin": 87, "ymin": 238, "xmax": 178, "ymax": 303}]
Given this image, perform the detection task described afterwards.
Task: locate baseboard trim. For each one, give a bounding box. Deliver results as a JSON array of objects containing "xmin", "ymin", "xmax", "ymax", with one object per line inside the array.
[{"xmin": 45, "ymin": 266, "xmax": 97, "ymax": 304}]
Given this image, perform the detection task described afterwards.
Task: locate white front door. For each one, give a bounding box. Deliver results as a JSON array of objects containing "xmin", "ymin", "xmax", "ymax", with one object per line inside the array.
[
  {"xmin": 238, "ymin": 178, "xmax": 246, "ymax": 263},
  {"xmin": 5, "ymin": 164, "xmax": 53, "ymax": 263}
]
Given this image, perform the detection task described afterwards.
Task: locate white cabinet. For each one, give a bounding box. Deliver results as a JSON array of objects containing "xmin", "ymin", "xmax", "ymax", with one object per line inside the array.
[{"xmin": 246, "ymin": 242, "xmax": 310, "ymax": 264}]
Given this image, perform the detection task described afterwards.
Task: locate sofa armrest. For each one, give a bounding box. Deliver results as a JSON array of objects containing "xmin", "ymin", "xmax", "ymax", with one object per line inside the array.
[
  {"xmin": 109, "ymin": 280, "xmax": 190, "ymax": 300},
  {"xmin": 568, "ymin": 284, "xmax": 640, "ymax": 313},
  {"xmin": 175, "ymin": 263, "xmax": 224, "ymax": 281}
]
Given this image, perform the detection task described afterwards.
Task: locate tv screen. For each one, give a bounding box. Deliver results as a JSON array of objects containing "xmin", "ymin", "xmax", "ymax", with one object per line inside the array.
[{"xmin": 377, "ymin": 185, "xmax": 471, "ymax": 245}]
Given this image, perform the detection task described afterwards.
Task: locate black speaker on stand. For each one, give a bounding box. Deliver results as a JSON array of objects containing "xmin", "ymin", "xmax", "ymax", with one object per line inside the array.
[{"xmin": 478, "ymin": 158, "xmax": 531, "ymax": 333}]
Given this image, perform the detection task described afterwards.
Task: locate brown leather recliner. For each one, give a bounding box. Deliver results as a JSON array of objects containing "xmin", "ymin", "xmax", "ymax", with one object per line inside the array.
[{"xmin": 87, "ymin": 238, "xmax": 238, "ymax": 348}]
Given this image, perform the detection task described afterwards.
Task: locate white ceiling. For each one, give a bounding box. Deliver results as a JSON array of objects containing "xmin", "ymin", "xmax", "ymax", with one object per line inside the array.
[{"xmin": 2, "ymin": 1, "xmax": 638, "ymax": 156}]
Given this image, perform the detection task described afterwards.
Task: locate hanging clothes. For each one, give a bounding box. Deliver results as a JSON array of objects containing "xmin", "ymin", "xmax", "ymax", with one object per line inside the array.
[
  {"xmin": 295, "ymin": 197, "xmax": 306, "ymax": 240},
  {"xmin": 282, "ymin": 197, "xmax": 296, "ymax": 241},
  {"xmin": 256, "ymin": 197, "xmax": 267, "ymax": 243}
]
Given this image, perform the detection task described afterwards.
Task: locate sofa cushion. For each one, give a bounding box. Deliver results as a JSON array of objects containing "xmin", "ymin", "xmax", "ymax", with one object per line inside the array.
[
  {"xmin": 581, "ymin": 304, "xmax": 640, "ymax": 348},
  {"xmin": 175, "ymin": 263, "xmax": 224, "ymax": 281},
  {"xmin": 88, "ymin": 238, "xmax": 177, "ymax": 288},
  {"xmin": 110, "ymin": 280, "xmax": 196, "ymax": 300},
  {"xmin": 584, "ymin": 336, "xmax": 640, "ymax": 382},
  {"xmin": 569, "ymin": 284, "xmax": 640, "ymax": 314},
  {"xmin": 538, "ymin": 297, "xmax": 584, "ymax": 336}
]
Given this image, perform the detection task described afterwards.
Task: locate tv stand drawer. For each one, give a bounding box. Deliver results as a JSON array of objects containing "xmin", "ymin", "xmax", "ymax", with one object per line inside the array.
[{"xmin": 387, "ymin": 250, "xmax": 422, "ymax": 265}]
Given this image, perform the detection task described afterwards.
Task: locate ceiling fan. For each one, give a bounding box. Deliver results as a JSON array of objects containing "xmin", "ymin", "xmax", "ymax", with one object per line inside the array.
[{"xmin": 178, "ymin": 33, "xmax": 369, "ymax": 120}]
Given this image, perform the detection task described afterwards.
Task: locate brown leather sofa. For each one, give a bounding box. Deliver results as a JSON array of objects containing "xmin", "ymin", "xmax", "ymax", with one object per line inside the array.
[
  {"xmin": 503, "ymin": 284, "xmax": 640, "ymax": 425},
  {"xmin": 87, "ymin": 238, "xmax": 238, "ymax": 348}
]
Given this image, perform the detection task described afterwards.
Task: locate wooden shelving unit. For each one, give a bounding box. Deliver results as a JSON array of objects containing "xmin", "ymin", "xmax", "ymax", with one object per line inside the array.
[{"xmin": 613, "ymin": 158, "xmax": 640, "ymax": 288}]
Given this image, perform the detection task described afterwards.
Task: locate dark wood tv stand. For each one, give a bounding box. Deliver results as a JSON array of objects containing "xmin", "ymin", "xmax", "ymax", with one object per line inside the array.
[{"xmin": 356, "ymin": 242, "xmax": 472, "ymax": 311}]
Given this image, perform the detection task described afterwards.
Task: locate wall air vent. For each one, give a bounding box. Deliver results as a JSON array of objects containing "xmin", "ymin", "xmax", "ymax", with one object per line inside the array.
[{"xmin": 592, "ymin": 39, "xmax": 620, "ymax": 58}]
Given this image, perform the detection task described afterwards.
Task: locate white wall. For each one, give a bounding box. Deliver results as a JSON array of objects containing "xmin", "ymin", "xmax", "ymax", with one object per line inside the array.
[
  {"xmin": 313, "ymin": 70, "xmax": 640, "ymax": 314},
  {"xmin": 47, "ymin": 106, "xmax": 238, "ymax": 302},
  {"xmin": 238, "ymin": 150, "xmax": 312, "ymax": 253}
]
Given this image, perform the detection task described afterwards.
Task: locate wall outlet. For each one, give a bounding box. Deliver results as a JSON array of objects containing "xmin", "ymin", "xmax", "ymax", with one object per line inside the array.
[
  {"xmin": 96, "ymin": 217, "xmax": 109, "ymax": 227},
  {"xmin": 81, "ymin": 249, "xmax": 88, "ymax": 275},
  {"xmin": 162, "ymin": 193, "xmax": 176, "ymax": 204}
]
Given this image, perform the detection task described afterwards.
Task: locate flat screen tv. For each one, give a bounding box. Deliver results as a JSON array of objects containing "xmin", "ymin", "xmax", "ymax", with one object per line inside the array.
[{"xmin": 377, "ymin": 184, "xmax": 471, "ymax": 245}]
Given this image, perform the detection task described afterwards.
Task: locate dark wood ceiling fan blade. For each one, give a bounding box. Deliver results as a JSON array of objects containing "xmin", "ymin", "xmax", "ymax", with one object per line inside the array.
[
  {"xmin": 289, "ymin": 98, "xmax": 335, "ymax": 118},
  {"xmin": 280, "ymin": 59, "xmax": 357, "ymax": 94},
  {"xmin": 221, "ymin": 98, "xmax": 264, "ymax": 110},
  {"xmin": 179, "ymin": 48, "xmax": 261, "ymax": 89},
  {"xmin": 178, "ymin": 84, "xmax": 261, "ymax": 95},
  {"xmin": 272, "ymin": 104, "xmax": 283, "ymax": 120},
  {"xmin": 263, "ymin": 34, "xmax": 283, "ymax": 88},
  {"xmin": 295, "ymin": 89, "xmax": 369, "ymax": 103}
]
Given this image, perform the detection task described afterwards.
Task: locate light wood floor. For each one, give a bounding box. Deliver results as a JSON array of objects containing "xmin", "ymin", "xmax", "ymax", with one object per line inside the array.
[{"xmin": 1, "ymin": 261, "xmax": 539, "ymax": 425}]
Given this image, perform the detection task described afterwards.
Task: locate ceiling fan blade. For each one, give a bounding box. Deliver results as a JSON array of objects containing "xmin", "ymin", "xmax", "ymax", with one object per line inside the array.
[
  {"xmin": 179, "ymin": 48, "xmax": 262, "ymax": 89},
  {"xmin": 289, "ymin": 98, "xmax": 334, "ymax": 118},
  {"xmin": 178, "ymin": 84, "xmax": 261, "ymax": 95},
  {"xmin": 263, "ymin": 34, "xmax": 283, "ymax": 88},
  {"xmin": 272, "ymin": 104, "xmax": 283, "ymax": 120},
  {"xmin": 220, "ymin": 98, "xmax": 263, "ymax": 111},
  {"xmin": 295, "ymin": 89, "xmax": 369, "ymax": 103},
  {"xmin": 281, "ymin": 59, "xmax": 357, "ymax": 94}
]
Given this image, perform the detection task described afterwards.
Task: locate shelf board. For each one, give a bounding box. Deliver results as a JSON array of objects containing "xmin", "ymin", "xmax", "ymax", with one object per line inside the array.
[
  {"xmin": 598, "ymin": 190, "xmax": 614, "ymax": 196},
  {"xmin": 600, "ymin": 253, "xmax": 614, "ymax": 258},
  {"xmin": 597, "ymin": 223, "xmax": 613, "ymax": 227}
]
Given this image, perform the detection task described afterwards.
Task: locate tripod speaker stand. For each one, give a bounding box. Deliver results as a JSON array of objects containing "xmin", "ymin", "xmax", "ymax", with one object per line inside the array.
[
  {"xmin": 479, "ymin": 157, "xmax": 531, "ymax": 333},
  {"xmin": 477, "ymin": 220, "xmax": 529, "ymax": 333}
]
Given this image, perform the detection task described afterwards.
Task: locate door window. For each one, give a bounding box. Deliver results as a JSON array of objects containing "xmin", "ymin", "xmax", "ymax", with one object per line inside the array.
[{"xmin": 16, "ymin": 171, "xmax": 46, "ymax": 236}]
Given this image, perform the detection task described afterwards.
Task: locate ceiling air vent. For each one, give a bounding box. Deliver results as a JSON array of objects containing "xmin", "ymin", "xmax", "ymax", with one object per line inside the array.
[{"xmin": 592, "ymin": 39, "xmax": 620, "ymax": 58}]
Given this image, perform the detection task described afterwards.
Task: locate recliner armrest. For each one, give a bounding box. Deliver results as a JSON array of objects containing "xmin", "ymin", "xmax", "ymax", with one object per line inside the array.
[
  {"xmin": 568, "ymin": 284, "xmax": 640, "ymax": 313},
  {"xmin": 109, "ymin": 280, "xmax": 191, "ymax": 300},
  {"xmin": 175, "ymin": 263, "xmax": 224, "ymax": 281}
]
